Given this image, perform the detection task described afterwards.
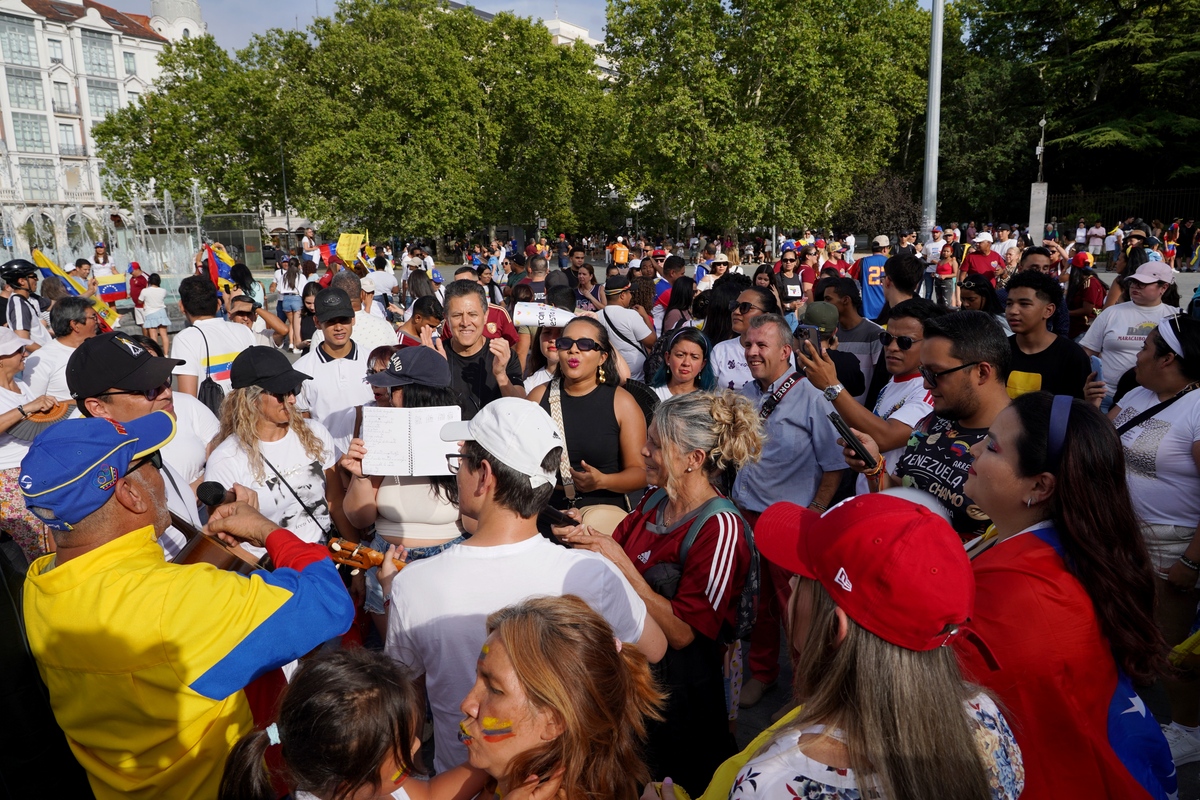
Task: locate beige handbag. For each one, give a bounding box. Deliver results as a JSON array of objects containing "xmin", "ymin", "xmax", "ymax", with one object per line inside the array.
[{"xmin": 547, "ymin": 377, "xmax": 629, "ymax": 536}]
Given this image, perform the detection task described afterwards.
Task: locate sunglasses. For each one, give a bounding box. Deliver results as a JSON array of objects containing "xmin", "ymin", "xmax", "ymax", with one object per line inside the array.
[
  {"xmin": 129, "ymin": 450, "xmax": 163, "ymax": 474},
  {"xmin": 269, "ymin": 386, "xmax": 302, "ymax": 404},
  {"xmin": 97, "ymin": 381, "xmax": 170, "ymax": 401},
  {"xmin": 781, "ymin": 257, "xmax": 796, "ymax": 263},
  {"xmin": 729, "ymin": 301, "xmax": 764, "ymax": 314},
  {"xmin": 879, "ymin": 331, "xmax": 924, "ymax": 350},
  {"xmin": 555, "ymin": 336, "xmax": 600, "ymax": 352},
  {"xmin": 919, "ymin": 362, "xmax": 980, "ymax": 387}
]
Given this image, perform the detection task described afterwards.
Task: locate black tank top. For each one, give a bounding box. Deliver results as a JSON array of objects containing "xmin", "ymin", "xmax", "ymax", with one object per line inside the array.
[{"xmin": 539, "ymin": 383, "xmax": 625, "ymax": 507}]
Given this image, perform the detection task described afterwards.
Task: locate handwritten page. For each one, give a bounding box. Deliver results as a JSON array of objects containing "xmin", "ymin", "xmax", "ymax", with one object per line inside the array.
[
  {"xmin": 361, "ymin": 405, "xmax": 462, "ymax": 476},
  {"xmin": 512, "ymin": 302, "xmax": 576, "ymax": 329}
]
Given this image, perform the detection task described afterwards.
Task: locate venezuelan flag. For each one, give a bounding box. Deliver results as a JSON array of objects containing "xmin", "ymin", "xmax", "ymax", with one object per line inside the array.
[
  {"xmin": 203, "ymin": 351, "xmax": 239, "ymax": 382},
  {"xmin": 31, "ymin": 250, "xmax": 120, "ymax": 329},
  {"xmin": 204, "ymin": 244, "xmax": 234, "ymax": 289},
  {"xmin": 308, "ymin": 242, "xmax": 336, "ymax": 264},
  {"xmin": 96, "ymin": 273, "xmax": 128, "ymax": 302}
]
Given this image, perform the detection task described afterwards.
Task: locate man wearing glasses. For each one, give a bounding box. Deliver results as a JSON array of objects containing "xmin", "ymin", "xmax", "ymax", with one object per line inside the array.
[
  {"xmin": 19, "ymin": 412, "xmax": 354, "ymax": 800},
  {"xmin": 24, "ymin": 297, "xmax": 99, "ymax": 402},
  {"xmin": 840, "ymin": 311, "xmax": 1012, "ymax": 541},
  {"xmin": 67, "ymin": 332, "xmax": 219, "ymax": 556}
]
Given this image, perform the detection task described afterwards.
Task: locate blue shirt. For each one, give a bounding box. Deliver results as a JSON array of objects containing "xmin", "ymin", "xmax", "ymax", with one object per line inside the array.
[
  {"xmin": 731, "ymin": 373, "xmax": 846, "ymax": 513},
  {"xmin": 857, "ymin": 254, "xmax": 889, "ymax": 319}
]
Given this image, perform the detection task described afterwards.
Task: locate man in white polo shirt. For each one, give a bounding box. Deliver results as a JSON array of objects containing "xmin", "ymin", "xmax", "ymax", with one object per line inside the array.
[
  {"xmin": 309, "ymin": 271, "xmax": 397, "ymax": 354},
  {"xmin": 24, "ymin": 296, "xmax": 99, "ymax": 401},
  {"xmin": 293, "ymin": 287, "xmax": 373, "ymax": 427}
]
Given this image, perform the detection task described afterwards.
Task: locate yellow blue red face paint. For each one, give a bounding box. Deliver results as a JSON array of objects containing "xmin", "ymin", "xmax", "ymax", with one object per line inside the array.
[{"xmin": 480, "ymin": 716, "xmax": 516, "ymax": 742}]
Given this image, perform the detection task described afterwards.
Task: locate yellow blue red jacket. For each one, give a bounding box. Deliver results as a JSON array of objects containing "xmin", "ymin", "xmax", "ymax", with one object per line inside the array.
[{"xmin": 22, "ymin": 524, "xmax": 354, "ymax": 800}]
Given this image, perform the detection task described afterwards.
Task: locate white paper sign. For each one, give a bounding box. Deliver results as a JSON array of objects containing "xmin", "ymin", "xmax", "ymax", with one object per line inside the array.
[
  {"xmin": 512, "ymin": 302, "xmax": 576, "ymax": 329},
  {"xmin": 361, "ymin": 405, "xmax": 462, "ymax": 476}
]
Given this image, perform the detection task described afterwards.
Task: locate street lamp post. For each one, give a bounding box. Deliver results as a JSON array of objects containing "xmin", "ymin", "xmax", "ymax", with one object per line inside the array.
[
  {"xmin": 280, "ymin": 142, "xmax": 292, "ymax": 256},
  {"xmin": 921, "ymin": 0, "xmax": 945, "ymax": 232}
]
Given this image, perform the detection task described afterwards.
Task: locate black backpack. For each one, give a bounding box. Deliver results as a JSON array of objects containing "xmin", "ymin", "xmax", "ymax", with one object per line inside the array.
[
  {"xmin": 640, "ymin": 488, "xmax": 759, "ymax": 644},
  {"xmin": 193, "ymin": 327, "xmax": 226, "ymax": 417}
]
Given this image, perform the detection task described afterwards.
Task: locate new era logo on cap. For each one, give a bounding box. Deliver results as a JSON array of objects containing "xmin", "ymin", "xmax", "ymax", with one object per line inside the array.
[{"xmin": 835, "ymin": 567, "xmax": 853, "ymax": 592}]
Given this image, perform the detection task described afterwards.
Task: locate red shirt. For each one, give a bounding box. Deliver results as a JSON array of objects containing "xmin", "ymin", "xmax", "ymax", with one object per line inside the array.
[
  {"xmin": 438, "ymin": 304, "xmax": 520, "ymax": 346},
  {"xmin": 962, "ymin": 251, "xmax": 1006, "ymax": 285},
  {"xmin": 396, "ymin": 331, "xmax": 423, "ymax": 348},
  {"xmin": 612, "ymin": 491, "xmax": 749, "ymax": 640},
  {"xmin": 129, "ymin": 273, "xmax": 148, "ymax": 308}
]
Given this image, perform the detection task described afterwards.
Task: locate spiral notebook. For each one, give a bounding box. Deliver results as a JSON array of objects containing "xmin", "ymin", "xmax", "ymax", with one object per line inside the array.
[{"xmin": 360, "ymin": 405, "xmax": 462, "ymax": 476}]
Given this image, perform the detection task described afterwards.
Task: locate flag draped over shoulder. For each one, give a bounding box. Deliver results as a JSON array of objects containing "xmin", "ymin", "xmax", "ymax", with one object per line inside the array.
[{"xmin": 32, "ymin": 250, "xmax": 119, "ymax": 329}]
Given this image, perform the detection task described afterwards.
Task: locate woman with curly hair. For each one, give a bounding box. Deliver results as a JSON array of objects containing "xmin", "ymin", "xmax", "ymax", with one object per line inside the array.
[
  {"xmin": 205, "ymin": 347, "xmax": 354, "ymax": 551},
  {"xmin": 461, "ymin": 595, "xmax": 665, "ymax": 800}
]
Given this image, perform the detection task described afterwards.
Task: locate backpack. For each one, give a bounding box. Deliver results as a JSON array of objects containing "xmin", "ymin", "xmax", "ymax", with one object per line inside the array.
[
  {"xmin": 193, "ymin": 327, "xmax": 226, "ymax": 417},
  {"xmin": 640, "ymin": 488, "xmax": 759, "ymax": 644},
  {"xmin": 641, "ymin": 320, "xmax": 688, "ymax": 383}
]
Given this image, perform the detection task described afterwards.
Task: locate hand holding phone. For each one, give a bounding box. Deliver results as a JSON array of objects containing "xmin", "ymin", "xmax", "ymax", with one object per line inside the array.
[{"xmin": 829, "ymin": 412, "xmax": 881, "ymax": 473}]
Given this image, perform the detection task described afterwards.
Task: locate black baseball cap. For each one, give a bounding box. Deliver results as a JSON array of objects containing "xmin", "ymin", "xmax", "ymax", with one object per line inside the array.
[
  {"xmin": 365, "ymin": 346, "xmax": 451, "ymax": 389},
  {"xmin": 67, "ymin": 332, "xmax": 184, "ymax": 406},
  {"xmin": 315, "ymin": 288, "xmax": 354, "ymax": 323},
  {"xmin": 605, "ymin": 275, "xmax": 631, "ymax": 295},
  {"xmin": 230, "ymin": 346, "xmax": 311, "ymax": 393}
]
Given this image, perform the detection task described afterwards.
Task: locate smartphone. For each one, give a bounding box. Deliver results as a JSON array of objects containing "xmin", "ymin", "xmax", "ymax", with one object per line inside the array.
[
  {"xmin": 794, "ymin": 324, "xmax": 822, "ymax": 356},
  {"xmin": 829, "ymin": 411, "xmax": 881, "ymax": 472},
  {"xmin": 1089, "ymin": 355, "xmax": 1104, "ymax": 383}
]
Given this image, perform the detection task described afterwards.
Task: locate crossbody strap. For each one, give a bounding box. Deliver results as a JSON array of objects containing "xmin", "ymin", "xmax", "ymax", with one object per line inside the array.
[
  {"xmin": 602, "ymin": 309, "xmax": 645, "ymax": 355},
  {"xmin": 260, "ymin": 452, "xmax": 334, "ymax": 538},
  {"xmin": 547, "ymin": 377, "xmax": 577, "ymax": 504},
  {"xmin": 1116, "ymin": 384, "xmax": 1200, "ymax": 435},
  {"xmin": 195, "ymin": 325, "xmax": 211, "ymax": 375},
  {"xmin": 759, "ymin": 373, "xmax": 803, "ymax": 420}
]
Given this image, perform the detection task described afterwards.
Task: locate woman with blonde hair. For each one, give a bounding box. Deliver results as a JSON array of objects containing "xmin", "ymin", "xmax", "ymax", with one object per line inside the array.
[
  {"xmin": 205, "ymin": 347, "xmax": 354, "ymax": 550},
  {"xmin": 559, "ymin": 391, "xmax": 763, "ymax": 794},
  {"xmin": 461, "ymin": 594, "xmax": 665, "ymax": 800}
]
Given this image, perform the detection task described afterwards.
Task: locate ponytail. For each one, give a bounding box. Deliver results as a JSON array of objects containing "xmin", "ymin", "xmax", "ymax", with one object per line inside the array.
[
  {"xmin": 285, "ymin": 262, "xmax": 300, "ymax": 291},
  {"xmin": 218, "ymin": 728, "xmax": 274, "ymax": 800}
]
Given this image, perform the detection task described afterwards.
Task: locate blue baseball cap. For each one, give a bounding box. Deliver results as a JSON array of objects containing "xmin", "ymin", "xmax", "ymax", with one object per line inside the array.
[
  {"xmin": 431, "ymin": 269, "xmax": 444, "ymax": 284},
  {"xmin": 781, "ymin": 240, "xmax": 796, "ymax": 253},
  {"xmin": 19, "ymin": 411, "xmax": 176, "ymax": 531}
]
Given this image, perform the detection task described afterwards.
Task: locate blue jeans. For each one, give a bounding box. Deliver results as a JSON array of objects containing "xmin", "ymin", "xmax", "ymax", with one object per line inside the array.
[{"xmin": 363, "ymin": 530, "xmax": 465, "ymax": 614}]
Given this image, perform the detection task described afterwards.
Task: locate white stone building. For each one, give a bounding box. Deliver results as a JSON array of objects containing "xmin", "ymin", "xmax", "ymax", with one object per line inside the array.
[{"xmin": 0, "ymin": 0, "xmax": 196, "ymax": 262}]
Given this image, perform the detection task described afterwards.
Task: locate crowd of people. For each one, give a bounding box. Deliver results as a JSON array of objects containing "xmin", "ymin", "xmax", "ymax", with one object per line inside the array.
[{"xmin": 0, "ymin": 216, "xmax": 1197, "ymax": 800}]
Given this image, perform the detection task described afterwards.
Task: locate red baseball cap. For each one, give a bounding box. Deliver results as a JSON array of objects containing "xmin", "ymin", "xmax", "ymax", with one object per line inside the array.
[
  {"xmin": 814, "ymin": 238, "xmax": 826, "ymax": 248},
  {"xmin": 651, "ymin": 248, "xmax": 667, "ymax": 257},
  {"xmin": 1070, "ymin": 251, "xmax": 1092, "ymax": 268},
  {"xmin": 756, "ymin": 494, "xmax": 980, "ymax": 653}
]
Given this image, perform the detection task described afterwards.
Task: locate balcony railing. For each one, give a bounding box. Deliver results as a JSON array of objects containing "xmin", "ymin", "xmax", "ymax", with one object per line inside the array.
[
  {"xmin": 50, "ymin": 56, "xmax": 63, "ymax": 65},
  {"xmin": 52, "ymin": 101, "xmax": 79, "ymax": 115},
  {"xmin": 58, "ymin": 144, "xmax": 87, "ymax": 157},
  {"xmin": 65, "ymin": 189, "xmax": 93, "ymax": 202},
  {"xmin": 0, "ymin": 188, "xmax": 18, "ymax": 203}
]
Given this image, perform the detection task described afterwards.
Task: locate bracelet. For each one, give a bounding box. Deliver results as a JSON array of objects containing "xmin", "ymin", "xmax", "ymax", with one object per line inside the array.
[
  {"xmin": 1180, "ymin": 555, "xmax": 1200, "ymax": 571},
  {"xmin": 809, "ymin": 502, "xmax": 828, "ymax": 512},
  {"xmin": 863, "ymin": 459, "xmax": 885, "ymax": 479},
  {"xmin": 16, "ymin": 405, "xmax": 27, "ymax": 419}
]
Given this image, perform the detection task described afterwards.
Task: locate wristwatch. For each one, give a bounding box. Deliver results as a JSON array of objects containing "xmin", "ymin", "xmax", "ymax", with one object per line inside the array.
[{"xmin": 823, "ymin": 383, "xmax": 844, "ymax": 402}]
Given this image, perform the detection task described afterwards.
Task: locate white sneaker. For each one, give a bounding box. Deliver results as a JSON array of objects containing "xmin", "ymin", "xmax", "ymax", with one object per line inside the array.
[{"xmin": 1162, "ymin": 723, "xmax": 1200, "ymax": 766}]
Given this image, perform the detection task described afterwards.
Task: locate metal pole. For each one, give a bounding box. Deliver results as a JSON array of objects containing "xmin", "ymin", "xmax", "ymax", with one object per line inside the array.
[
  {"xmin": 920, "ymin": 0, "xmax": 945, "ymax": 232},
  {"xmin": 281, "ymin": 142, "xmax": 292, "ymax": 255}
]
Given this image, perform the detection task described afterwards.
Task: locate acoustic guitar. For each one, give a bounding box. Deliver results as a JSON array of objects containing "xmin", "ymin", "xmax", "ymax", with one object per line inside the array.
[{"xmin": 169, "ymin": 511, "xmax": 270, "ymax": 575}]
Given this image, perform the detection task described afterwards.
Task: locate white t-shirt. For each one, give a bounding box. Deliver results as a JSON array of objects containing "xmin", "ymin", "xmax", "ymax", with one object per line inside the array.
[
  {"xmin": 1115, "ymin": 387, "xmax": 1200, "ymax": 528},
  {"xmin": 523, "ymin": 367, "xmax": 553, "ymax": 393},
  {"xmin": 293, "ymin": 341, "xmax": 375, "ymax": 425},
  {"xmin": 386, "ymin": 534, "xmax": 648, "ymax": 773},
  {"xmin": 991, "ymin": 238, "xmax": 1016, "ymax": 259},
  {"xmin": 1104, "ymin": 233, "xmax": 1118, "ymax": 252},
  {"xmin": 273, "ymin": 268, "xmax": 304, "ymax": 295},
  {"xmin": 712, "ymin": 337, "xmax": 752, "ymax": 392},
  {"xmin": 163, "ymin": 392, "xmax": 220, "ymax": 484},
  {"xmin": 1079, "ymin": 302, "xmax": 1177, "ymax": 398},
  {"xmin": 598, "ymin": 305, "xmax": 652, "ymax": 378},
  {"xmin": 309, "ymin": 310, "xmax": 400, "ymax": 356},
  {"xmin": 1075, "ymin": 226, "xmax": 1088, "ymax": 245},
  {"xmin": 301, "ymin": 235, "xmax": 320, "ymax": 263},
  {"xmin": 856, "ymin": 374, "xmax": 934, "ymax": 494},
  {"xmin": 170, "ymin": 317, "xmax": 257, "ymax": 395},
  {"xmin": 731, "ymin": 693, "xmax": 1022, "ymax": 800},
  {"xmin": 205, "ymin": 421, "xmax": 336, "ymax": 547},
  {"xmin": 140, "ymin": 285, "xmax": 167, "ymax": 313},
  {"xmin": 0, "ymin": 383, "xmax": 33, "ymax": 469},
  {"xmin": 23, "ymin": 339, "xmax": 76, "ymax": 401},
  {"xmin": 371, "ymin": 269, "xmax": 398, "ymax": 296},
  {"xmin": 89, "ymin": 260, "xmax": 115, "ymax": 278}
]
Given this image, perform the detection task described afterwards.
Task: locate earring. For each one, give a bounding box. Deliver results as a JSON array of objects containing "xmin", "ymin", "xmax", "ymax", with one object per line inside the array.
[
  {"xmin": 685, "ymin": 467, "xmax": 693, "ymax": 473},
  {"xmin": 598, "ymin": 365, "xmax": 606, "ymax": 382},
  {"xmin": 1025, "ymin": 497, "xmax": 1032, "ymax": 508}
]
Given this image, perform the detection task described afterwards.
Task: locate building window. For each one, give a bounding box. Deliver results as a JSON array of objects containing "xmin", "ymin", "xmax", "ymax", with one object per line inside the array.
[
  {"xmin": 127, "ymin": 90, "xmax": 139, "ymax": 105},
  {"xmin": 123, "ymin": 52, "xmax": 135, "ymax": 75},
  {"xmin": 0, "ymin": 15, "xmax": 36, "ymax": 67},
  {"xmin": 12, "ymin": 113, "xmax": 50, "ymax": 153},
  {"xmin": 58, "ymin": 123, "xmax": 84, "ymax": 156},
  {"xmin": 86, "ymin": 79, "xmax": 118, "ymax": 119},
  {"xmin": 48, "ymin": 39, "xmax": 63, "ymax": 64},
  {"xmin": 6, "ymin": 67, "xmax": 44, "ymax": 110},
  {"xmin": 53, "ymin": 81, "xmax": 70, "ymax": 110},
  {"xmin": 18, "ymin": 158, "xmax": 55, "ymax": 201},
  {"xmin": 182, "ymin": 28, "xmax": 190, "ymax": 39},
  {"xmin": 81, "ymin": 30, "xmax": 116, "ymax": 78}
]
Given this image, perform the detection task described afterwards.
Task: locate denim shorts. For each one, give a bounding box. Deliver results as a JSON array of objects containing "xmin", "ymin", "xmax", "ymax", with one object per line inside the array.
[
  {"xmin": 280, "ymin": 294, "xmax": 302, "ymax": 313},
  {"xmin": 363, "ymin": 529, "xmax": 465, "ymax": 614}
]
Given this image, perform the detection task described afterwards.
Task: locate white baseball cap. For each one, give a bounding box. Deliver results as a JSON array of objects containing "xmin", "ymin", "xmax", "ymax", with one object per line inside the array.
[
  {"xmin": 440, "ymin": 398, "xmax": 562, "ymax": 487},
  {"xmin": 1127, "ymin": 262, "xmax": 1175, "ymax": 285},
  {"xmin": 973, "ymin": 232, "xmax": 993, "ymax": 243},
  {"xmin": 616, "ymin": 236, "xmax": 624, "ymax": 243}
]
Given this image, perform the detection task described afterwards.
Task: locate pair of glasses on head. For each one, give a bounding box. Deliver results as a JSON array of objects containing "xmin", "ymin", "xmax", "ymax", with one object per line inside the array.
[
  {"xmin": 96, "ymin": 381, "xmax": 170, "ymax": 402},
  {"xmin": 729, "ymin": 300, "xmax": 764, "ymax": 314},
  {"xmin": 555, "ymin": 336, "xmax": 600, "ymax": 352},
  {"xmin": 879, "ymin": 331, "xmax": 924, "ymax": 351},
  {"xmin": 918, "ymin": 362, "xmax": 980, "ymax": 387}
]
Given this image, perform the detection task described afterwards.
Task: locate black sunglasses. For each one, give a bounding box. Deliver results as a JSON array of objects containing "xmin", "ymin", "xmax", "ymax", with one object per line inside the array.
[
  {"xmin": 96, "ymin": 381, "xmax": 170, "ymax": 402},
  {"xmin": 555, "ymin": 336, "xmax": 600, "ymax": 352},
  {"xmin": 919, "ymin": 362, "xmax": 980, "ymax": 387},
  {"xmin": 729, "ymin": 300, "xmax": 764, "ymax": 314},
  {"xmin": 129, "ymin": 450, "xmax": 163, "ymax": 474},
  {"xmin": 780, "ymin": 257, "xmax": 796, "ymax": 263},
  {"xmin": 269, "ymin": 386, "xmax": 302, "ymax": 404},
  {"xmin": 879, "ymin": 331, "xmax": 923, "ymax": 351}
]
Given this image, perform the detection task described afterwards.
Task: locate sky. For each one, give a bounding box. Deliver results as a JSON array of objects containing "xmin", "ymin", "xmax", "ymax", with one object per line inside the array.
[{"xmin": 141, "ymin": 0, "xmax": 610, "ymax": 52}]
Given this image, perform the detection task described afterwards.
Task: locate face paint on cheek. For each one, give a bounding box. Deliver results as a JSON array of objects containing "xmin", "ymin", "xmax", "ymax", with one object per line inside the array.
[{"xmin": 481, "ymin": 716, "xmax": 516, "ymax": 742}]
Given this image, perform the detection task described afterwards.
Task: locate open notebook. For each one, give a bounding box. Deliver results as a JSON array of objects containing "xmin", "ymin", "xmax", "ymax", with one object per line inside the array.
[{"xmin": 360, "ymin": 405, "xmax": 462, "ymax": 476}]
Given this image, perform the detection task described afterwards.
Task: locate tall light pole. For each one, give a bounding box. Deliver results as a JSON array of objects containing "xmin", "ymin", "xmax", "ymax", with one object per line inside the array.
[
  {"xmin": 921, "ymin": 0, "xmax": 945, "ymax": 233},
  {"xmin": 280, "ymin": 142, "xmax": 292, "ymax": 255}
]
